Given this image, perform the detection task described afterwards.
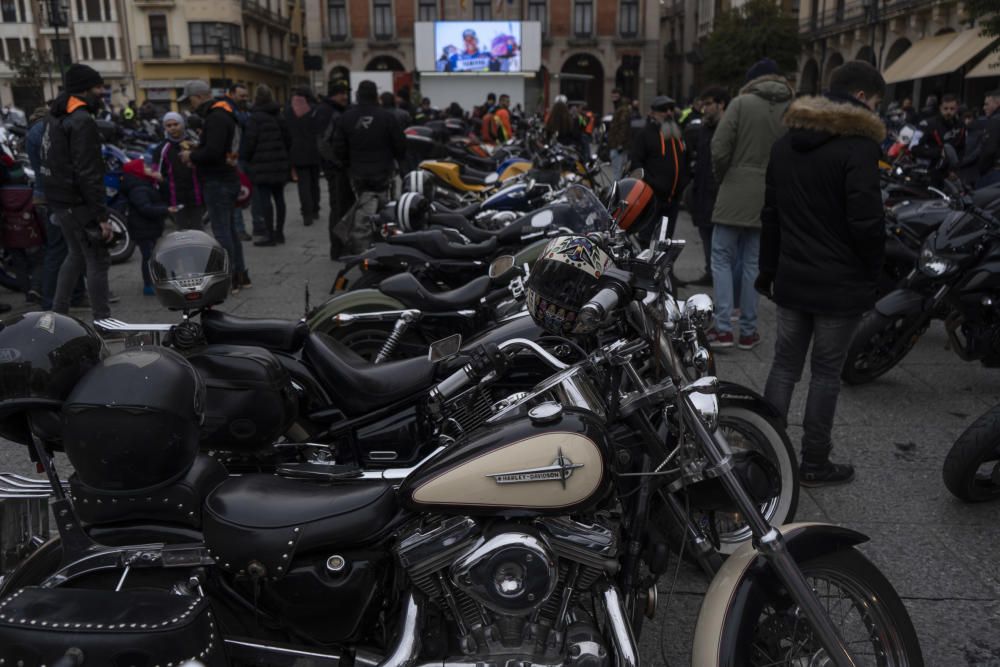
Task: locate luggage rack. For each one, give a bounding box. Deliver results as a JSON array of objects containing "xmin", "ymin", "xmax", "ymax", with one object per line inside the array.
[{"xmin": 93, "ymin": 318, "xmax": 174, "ymax": 349}]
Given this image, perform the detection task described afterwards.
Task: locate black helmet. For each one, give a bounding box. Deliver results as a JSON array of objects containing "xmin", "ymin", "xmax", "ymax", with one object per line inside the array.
[
  {"xmin": 0, "ymin": 312, "xmax": 106, "ymax": 444},
  {"xmin": 62, "ymin": 347, "xmax": 205, "ymax": 493},
  {"xmin": 395, "ymin": 192, "xmax": 431, "ymax": 232},
  {"xmin": 610, "ymin": 178, "xmax": 658, "ymax": 234},
  {"xmin": 150, "ymin": 230, "xmax": 231, "ymax": 311},
  {"xmin": 525, "ymin": 235, "xmax": 613, "ymax": 335}
]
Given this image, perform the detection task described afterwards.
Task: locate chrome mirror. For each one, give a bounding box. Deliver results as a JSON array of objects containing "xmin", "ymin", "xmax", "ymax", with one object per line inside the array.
[{"xmin": 428, "ymin": 334, "xmax": 462, "ymax": 362}]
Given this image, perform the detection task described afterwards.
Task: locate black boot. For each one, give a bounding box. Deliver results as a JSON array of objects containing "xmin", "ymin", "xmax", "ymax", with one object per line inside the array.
[{"xmin": 800, "ymin": 460, "xmax": 855, "ymax": 487}]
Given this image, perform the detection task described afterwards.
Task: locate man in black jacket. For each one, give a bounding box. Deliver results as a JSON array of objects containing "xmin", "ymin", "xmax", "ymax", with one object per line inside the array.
[
  {"xmin": 631, "ymin": 96, "xmax": 686, "ymax": 241},
  {"xmin": 912, "ymin": 93, "xmax": 965, "ymax": 184},
  {"xmin": 687, "ymin": 86, "xmax": 729, "ymax": 286},
  {"xmin": 178, "ymin": 79, "xmax": 250, "ymax": 291},
  {"xmin": 42, "ymin": 63, "xmax": 113, "ymax": 320},
  {"xmin": 757, "ymin": 60, "xmax": 886, "ymax": 486},
  {"xmin": 330, "ymin": 80, "xmax": 405, "ymax": 255},
  {"xmin": 976, "ymin": 90, "xmax": 1000, "ymax": 188},
  {"xmin": 314, "ymin": 81, "xmax": 355, "ymax": 257},
  {"xmin": 287, "ymin": 86, "xmax": 321, "ymax": 227}
]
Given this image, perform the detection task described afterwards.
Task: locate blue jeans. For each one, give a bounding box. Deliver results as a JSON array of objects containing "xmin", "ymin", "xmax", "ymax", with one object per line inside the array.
[
  {"xmin": 763, "ymin": 307, "xmax": 861, "ymax": 464},
  {"xmin": 610, "ymin": 149, "xmax": 627, "ymax": 180},
  {"xmin": 711, "ymin": 224, "xmax": 759, "ymax": 335},
  {"xmin": 203, "ymin": 178, "xmax": 245, "ymax": 275}
]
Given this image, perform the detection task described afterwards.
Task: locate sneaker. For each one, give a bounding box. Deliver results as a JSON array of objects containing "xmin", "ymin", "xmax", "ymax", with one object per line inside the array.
[
  {"xmin": 706, "ymin": 328, "xmax": 734, "ymax": 349},
  {"xmin": 142, "ymin": 285, "xmax": 155, "ymax": 296},
  {"xmin": 738, "ymin": 332, "xmax": 761, "ymax": 350},
  {"xmin": 800, "ymin": 460, "xmax": 855, "ymax": 487},
  {"xmin": 240, "ymin": 270, "xmax": 252, "ymax": 289}
]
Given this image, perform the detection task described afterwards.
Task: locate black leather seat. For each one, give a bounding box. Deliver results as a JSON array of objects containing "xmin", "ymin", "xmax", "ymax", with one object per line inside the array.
[
  {"xmin": 379, "ymin": 272, "xmax": 491, "ymax": 311},
  {"xmin": 302, "ymin": 332, "xmax": 436, "ymax": 415},
  {"xmin": 203, "ymin": 474, "xmax": 396, "ymax": 579},
  {"xmin": 202, "ymin": 309, "xmax": 309, "ymax": 353},
  {"xmin": 427, "ymin": 211, "xmax": 494, "ymax": 243},
  {"xmin": 387, "ymin": 229, "xmax": 497, "ymax": 259},
  {"xmin": 459, "ymin": 164, "xmax": 499, "ymax": 186}
]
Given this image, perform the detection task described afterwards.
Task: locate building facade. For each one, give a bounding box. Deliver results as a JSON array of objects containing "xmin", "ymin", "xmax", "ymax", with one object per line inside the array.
[
  {"xmin": 797, "ymin": 0, "xmax": 999, "ymax": 105},
  {"xmin": 303, "ymin": 0, "xmax": 660, "ymax": 114},
  {"xmin": 125, "ymin": 0, "xmax": 308, "ymax": 112},
  {"xmin": 0, "ymin": 0, "xmax": 133, "ymax": 109}
]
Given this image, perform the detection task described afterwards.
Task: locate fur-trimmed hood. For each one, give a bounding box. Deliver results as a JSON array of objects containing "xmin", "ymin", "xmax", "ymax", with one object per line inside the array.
[
  {"xmin": 784, "ymin": 94, "xmax": 887, "ymax": 149},
  {"xmin": 739, "ymin": 74, "xmax": 794, "ymax": 103}
]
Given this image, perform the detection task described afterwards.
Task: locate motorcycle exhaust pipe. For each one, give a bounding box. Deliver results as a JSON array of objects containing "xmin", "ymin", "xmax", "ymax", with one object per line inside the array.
[
  {"xmin": 355, "ymin": 592, "xmax": 424, "ymax": 667},
  {"xmin": 599, "ymin": 582, "xmax": 639, "ymax": 667}
]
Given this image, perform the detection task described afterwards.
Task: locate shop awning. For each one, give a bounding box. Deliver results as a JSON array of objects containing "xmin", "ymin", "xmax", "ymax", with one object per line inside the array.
[
  {"xmin": 967, "ymin": 49, "xmax": 1000, "ymax": 79},
  {"xmin": 883, "ymin": 30, "xmax": 997, "ymax": 84}
]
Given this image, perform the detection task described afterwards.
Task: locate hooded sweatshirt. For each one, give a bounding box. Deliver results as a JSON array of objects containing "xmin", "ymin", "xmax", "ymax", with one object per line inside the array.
[
  {"xmin": 710, "ymin": 74, "xmax": 794, "ymax": 228},
  {"xmin": 759, "ymin": 94, "xmax": 887, "ymax": 316},
  {"xmin": 122, "ymin": 159, "xmax": 169, "ymax": 241}
]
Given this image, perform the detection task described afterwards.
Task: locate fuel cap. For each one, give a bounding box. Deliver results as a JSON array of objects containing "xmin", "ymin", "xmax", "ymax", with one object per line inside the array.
[{"xmin": 529, "ymin": 401, "xmax": 563, "ymax": 424}]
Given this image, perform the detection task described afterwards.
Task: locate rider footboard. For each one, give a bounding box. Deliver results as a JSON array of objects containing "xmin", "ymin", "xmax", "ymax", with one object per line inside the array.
[{"xmin": 0, "ymin": 587, "xmax": 226, "ymax": 666}]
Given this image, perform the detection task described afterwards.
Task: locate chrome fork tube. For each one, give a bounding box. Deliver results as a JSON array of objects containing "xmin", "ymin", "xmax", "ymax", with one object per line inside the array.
[
  {"xmin": 680, "ymin": 396, "xmax": 860, "ymax": 667},
  {"xmin": 599, "ymin": 582, "xmax": 639, "ymax": 667}
]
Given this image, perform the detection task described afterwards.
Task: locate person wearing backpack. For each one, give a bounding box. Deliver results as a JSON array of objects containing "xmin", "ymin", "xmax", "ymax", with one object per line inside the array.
[
  {"xmin": 314, "ymin": 81, "xmax": 355, "ymax": 258},
  {"xmin": 121, "ymin": 159, "xmax": 176, "ymax": 295}
]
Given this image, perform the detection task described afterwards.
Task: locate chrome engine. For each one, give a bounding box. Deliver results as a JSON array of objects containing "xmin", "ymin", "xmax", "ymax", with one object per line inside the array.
[{"xmin": 396, "ymin": 516, "xmax": 618, "ymax": 666}]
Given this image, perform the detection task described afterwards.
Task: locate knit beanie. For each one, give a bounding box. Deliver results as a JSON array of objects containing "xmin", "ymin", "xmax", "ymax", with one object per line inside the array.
[
  {"xmin": 65, "ymin": 64, "xmax": 104, "ymax": 94},
  {"xmin": 161, "ymin": 111, "xmax": 185, "ymax": 127},
  {"xmin": 745, "ymin": 58, "xmax": 779, "ymax": 83}
]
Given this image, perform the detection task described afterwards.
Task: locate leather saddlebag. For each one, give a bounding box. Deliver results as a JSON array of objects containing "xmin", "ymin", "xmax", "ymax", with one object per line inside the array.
[
  {"xmin": 1, "ymin": 186, "xmax": 44, "ymax": 249},
  {"xmin": 186, "ymin": 345, "xmax": 298, "ymax": 454},
  {"xmin": 0, "ymin": 587, "xmax": 226, "ymax": 666}
]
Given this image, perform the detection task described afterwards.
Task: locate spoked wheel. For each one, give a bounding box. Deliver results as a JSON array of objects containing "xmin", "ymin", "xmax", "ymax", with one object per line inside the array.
[
  {"xmin": 689, "ymin": 406, "xmax": 798, "ymax": 555},
  {"xmin": 737, "ymin": 549, "xmax": 923, "ymax": 666},
  {"xmin": 943, "ymin": 405, "xmax": 1000, "ymax": 502},
  {"xmin": 842, "ymin": 311, "xmax": 926, "ymax": 385}
]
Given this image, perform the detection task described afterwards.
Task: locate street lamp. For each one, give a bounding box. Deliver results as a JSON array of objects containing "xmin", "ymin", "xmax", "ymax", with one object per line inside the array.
[
  {"xmin": 211, "ymin": 22, "xmax": 228, "ymax": 89},
  {"xmin": 43, "ymin": 0, "xmax": 69, "ymax": 87}
]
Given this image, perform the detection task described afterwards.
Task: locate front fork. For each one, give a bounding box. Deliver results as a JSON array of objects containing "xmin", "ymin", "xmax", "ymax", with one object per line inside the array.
[{"xmin": 680, "ymin": 394, "xmax": 862, "ymax": 667}]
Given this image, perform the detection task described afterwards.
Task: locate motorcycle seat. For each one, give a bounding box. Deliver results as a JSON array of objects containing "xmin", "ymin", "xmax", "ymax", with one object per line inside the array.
[
  {"xmin": 428, "ymin": 211, "xmax": 495, "ymax": 243},
  {"xmin": 303, "ymin": 332, "xmax": 436, "ymax": 415},
  {"xmin": 386, "ymin": 229, "xmax": 498, "ymax": 259},
  {"xmin": 203, "ymin": 474, "xmax": 396, "ymax": 578},
  {"xmin": 379, "ymin": 272, "xmax": 491, "ymax": 311},
  {"xmin": 201, "ymin": 309, "xmax": 309, "ymax": 353},
  {"xmin": 458, "ymin": 164, "xmax": 500, "ymax": 186}
]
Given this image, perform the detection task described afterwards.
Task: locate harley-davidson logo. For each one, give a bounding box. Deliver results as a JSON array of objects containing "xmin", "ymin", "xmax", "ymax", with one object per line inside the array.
[{"xmin": 486, "ymin": 448, "xmax": 584, "ymax": 488}]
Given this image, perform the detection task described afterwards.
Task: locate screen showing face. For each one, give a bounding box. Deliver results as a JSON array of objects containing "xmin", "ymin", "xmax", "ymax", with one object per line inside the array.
[{"xmin": 435, "ymin": 22, "xmax": 522, "ymax": 73}]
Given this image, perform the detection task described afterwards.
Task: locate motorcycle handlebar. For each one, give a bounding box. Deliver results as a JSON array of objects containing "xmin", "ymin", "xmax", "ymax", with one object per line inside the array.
[{"xmin": 578, "ymin": 287, "xmax": 621, "ymax": 330}]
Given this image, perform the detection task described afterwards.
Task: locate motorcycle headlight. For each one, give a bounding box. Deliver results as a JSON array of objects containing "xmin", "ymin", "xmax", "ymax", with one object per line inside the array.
[{"xmin": 918, "ymin": 247, "xmax": 956, "ymax": 277}]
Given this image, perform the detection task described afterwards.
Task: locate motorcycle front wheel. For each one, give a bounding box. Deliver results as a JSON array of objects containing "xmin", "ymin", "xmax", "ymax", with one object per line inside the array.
[
  {"xmin": 943, "ymin": 404, "xmax": 1000, "ymax": 502},
  {"xmin": 692, "ymin": 405, "xmax": 799, "ymax": 556},
  {"xmin": 842, "ymin": 310, "xmax": 925, "ymax": 385},
  {"xmin": 720, "ymin": 548, "xmax": 923, "ymax": 666}
]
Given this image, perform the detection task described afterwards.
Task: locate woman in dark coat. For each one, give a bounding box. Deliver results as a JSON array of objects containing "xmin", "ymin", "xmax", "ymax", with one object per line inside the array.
[
  {"xmin": 122, "ymin": 159, "xmax": 176, "ymax": 295},
  {"xmin": 241, "ymin": 84, "xmax": 291, "ymax": 245}
]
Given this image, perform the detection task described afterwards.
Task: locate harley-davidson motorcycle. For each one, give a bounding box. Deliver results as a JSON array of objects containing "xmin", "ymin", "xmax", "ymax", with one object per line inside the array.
[{"xmin": 0, "ymin": 227, "xmax": 922, "ymax": 666}]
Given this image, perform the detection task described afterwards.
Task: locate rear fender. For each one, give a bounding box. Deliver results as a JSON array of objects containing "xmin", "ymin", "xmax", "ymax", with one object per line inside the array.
[
  {"xmin": 692, "ymin": 522, "xmax": 869, "ymax": 666},
  {"xmin": 874, "ymin": 288, "xmax": 925, "ymax": 317},
  {"xmin": 307, "ymin": 289, "xmax": 407, "ymax": 332}
]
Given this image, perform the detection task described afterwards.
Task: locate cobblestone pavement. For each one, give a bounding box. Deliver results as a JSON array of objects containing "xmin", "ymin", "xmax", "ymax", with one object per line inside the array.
[{"xmin": 2, "ymin": 187, "xmax": 999, "ymax": 665}]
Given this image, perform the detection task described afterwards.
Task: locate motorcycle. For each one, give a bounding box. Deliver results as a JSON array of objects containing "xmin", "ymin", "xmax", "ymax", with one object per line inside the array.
[
  {"xmin": 943, "ymin": 403, "xmax": 1000, "ymax": 502},
  {"xmin": 0, "ymin": 220, "xmax": 921, "ymax": 667},
  {"xmin": 843, "ymin": 186, "xmax": 1000, "ymax": 384}
]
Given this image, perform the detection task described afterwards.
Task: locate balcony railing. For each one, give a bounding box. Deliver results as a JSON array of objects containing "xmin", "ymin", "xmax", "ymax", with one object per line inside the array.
[
  {"xmin": 800, "ymin": 0, "xmax": 866, "ymax": 35},
  {"xmin": 241, "ymin": 0, "xmax": 291, "ymax": 28},
  {"xmin": 138, "ymin": 45, "xmax": 180, "ymax": 59},
  {"xmin": 244, "ymin": 49, "xmax": 293, "ymax": 72}
]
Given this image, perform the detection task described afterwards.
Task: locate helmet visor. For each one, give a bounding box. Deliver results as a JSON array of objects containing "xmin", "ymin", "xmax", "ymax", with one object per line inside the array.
[{"xmin": 150, "ymin": 245, "xmax": 229, "ymax": 283}]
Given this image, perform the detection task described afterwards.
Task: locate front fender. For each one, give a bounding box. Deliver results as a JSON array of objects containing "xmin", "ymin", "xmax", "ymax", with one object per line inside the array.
[
  {"xmin": 692, "ymin": 522, "xmax": 869, "ymax": 666},
  {"xmin": 717, "ymin": 382, "xmax": 781, "ymax": 419},
  {"xmin": 874, "ymin": 288, "xmax": 926, "ymax": 317},
  {"xmin": 307, "ymin": 289, "xmax": 407, "ymax": 332}
]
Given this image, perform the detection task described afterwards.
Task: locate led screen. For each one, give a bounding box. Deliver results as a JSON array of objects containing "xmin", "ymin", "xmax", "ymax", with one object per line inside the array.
[{"xmin": 434, "ymin": 21, "xmax": 522, "ymax": 73}]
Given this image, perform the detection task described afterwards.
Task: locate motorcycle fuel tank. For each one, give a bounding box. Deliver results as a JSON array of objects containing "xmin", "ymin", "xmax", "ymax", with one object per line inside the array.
[{"xmin": 400, "ymin": 409, "xmax": 610, "ymax": 517}]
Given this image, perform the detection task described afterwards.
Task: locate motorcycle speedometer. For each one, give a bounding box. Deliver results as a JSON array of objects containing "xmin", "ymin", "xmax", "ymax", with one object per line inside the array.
[{"xmin": 918, "ymin": 246, "xmax": 956, "ymax": 278}]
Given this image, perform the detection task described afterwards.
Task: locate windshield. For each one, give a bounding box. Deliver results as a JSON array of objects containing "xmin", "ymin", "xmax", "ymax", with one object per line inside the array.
[
  {"xmin": 560, "ymin": 184, "xmax": 611, "ymax": 232},
  {"xmin": 932, "ymin": 210, "xmax": 992, "ymax": 255}
]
